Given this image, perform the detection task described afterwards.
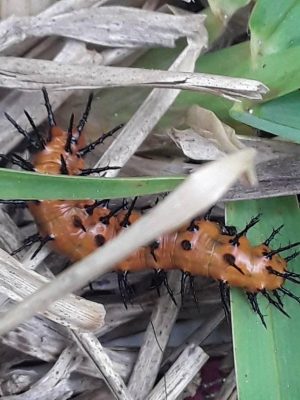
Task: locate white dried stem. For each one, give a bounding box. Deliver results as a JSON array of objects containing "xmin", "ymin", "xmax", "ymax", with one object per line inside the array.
[
  {"xmin": 128, "ymin": 271, "xmax": 181, "ymax": 399},
  {"xmin": 0, "ymin": 148, "xmax": 256, "ymax": 336},
  {"xmin": 0, "ymin": 249, "xmax": 105, "ymax": 332},
  {"xmin": 0, "ymin": 315, "xmax": 136, "ymax": 380},
  {"xmin": 72, "ymin": 332, "xmax": 133, "ymax": 400},
  {"xmin": 147, "ymin": 344, "xmax": 209, "ymax": 400},
  {"xmin": 0, "ymin": 7, "xmax": 205, "ymax": 51},
  {"xmin": 0, "ymin": 248, "xmax": 131, "ymax": 398},
  {"xmin": 96, "ymin": 28, "xmax": 207, "ymax": 174},
  {"xmin": 0, "ymin": 345, "xmax": 81, "ymax": 400},
  {"xmin": 0, "ymin": 56, "xmax": 267, "ymax": 100}
]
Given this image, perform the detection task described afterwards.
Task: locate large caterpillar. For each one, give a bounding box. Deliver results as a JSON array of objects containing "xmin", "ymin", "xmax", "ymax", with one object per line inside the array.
[{"xmin": 2, "ymin": 89, "xmax": 300, "ymax": 327}]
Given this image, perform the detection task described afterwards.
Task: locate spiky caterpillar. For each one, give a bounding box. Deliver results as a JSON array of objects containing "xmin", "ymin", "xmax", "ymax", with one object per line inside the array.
[{"xmin": 2, "ymin": 88, "xmax": 300, "ymax": 326}]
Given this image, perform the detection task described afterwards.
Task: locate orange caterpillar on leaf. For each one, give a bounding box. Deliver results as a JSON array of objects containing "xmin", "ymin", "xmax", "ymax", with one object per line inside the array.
[{"xmin": 2, "ymin": 88, "xmax": 300, "ymax": 327}]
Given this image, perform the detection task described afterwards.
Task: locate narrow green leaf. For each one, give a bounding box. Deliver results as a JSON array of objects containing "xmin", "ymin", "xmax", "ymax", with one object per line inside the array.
[
  {"xmin": 226, "ymin": 197, "xmax": 300, "ymax": 400},
  {"xmin": 230, "ymin": 91, "xmax": 300, "ymax": 143},
  {"xmin": 0, "ymin": 168, "xmax": 184, "ymax": 200},
  {"xmin": 250, "ymin": 0, "xmax": 300, "ymax": 60}
]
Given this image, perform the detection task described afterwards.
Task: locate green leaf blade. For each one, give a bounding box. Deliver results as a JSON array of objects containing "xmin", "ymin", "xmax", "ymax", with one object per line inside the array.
[
  {"xmin": 226, "ymin": 196, "xmax": 300, "ymax": 400},
  {"xmin": 250, "ymin": 0, "xmax": 300, "ymax": 59},
  {"xmin": 230, "ymin": 91, "xmax": 300, "ymax": 143},
  {"xmin": 0, "ymin": 168, "xmax": 184, "ymax": 200}
]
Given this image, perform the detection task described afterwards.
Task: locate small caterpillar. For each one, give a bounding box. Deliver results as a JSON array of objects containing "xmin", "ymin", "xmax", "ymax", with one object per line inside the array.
[{"xmin": 2, "ymin": 88, "xmax": 300, "ymax": 327}]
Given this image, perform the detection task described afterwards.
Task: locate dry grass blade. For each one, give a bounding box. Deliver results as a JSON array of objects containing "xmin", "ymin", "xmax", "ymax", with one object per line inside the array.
[
  {"xmin": 0, "ymin": 57, "xmax": 267, "ymax": 100},
  {"xmin": 0, "ymin": 249, "xmax": 105, "ymax": 331},
  {"xmin": 0, "ymin": 148, "xmax": 256, "ymax": 336},
  {"xmin": 186, "ymin": 105, "xmax": 245, "ymax": 154},
  {"xmin": 128, "ymin": 272, "xmax": 181, "ymax": 399},
  {"xmin": 0, "ymin": 7, "xmax": 205, "ymax": 50},
  {"xmin": 97, "ymin": 28, "xmax": 207, "ymax": 174},
  {"xmin": 0, "ymin": 345, "xmax": 81, "ymax": 400},
  {"xmin": 72, "ymin": 332, "xmax": 133, "ymax": 400}
]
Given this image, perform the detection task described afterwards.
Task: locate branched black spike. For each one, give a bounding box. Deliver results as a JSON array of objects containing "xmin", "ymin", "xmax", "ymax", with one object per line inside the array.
[
  {"xmin": 42, "ymin": 87, "xmax": 56, "ymax": 128},
  {"xmin": 151, "ymin": 269, "xmax": 164, "ymax": 297},
  {"xmin": 10, "ymin": 233, "xmax": 41, "ymax": 255},
  {"xmin": 77, "ymin": 123, "xmax": 124, "ymax": 157},
  {"xmin": 84, "ymin": 199, "xmax": 109, "ymax": 216},
  {"xmin": 12, "ymin": 153, "xmax": 35, "ymax": 171},
  {"xmin": 264, "ymin": 242, "xmax": 300, "ymax": 259},
  {"xmin": 79, "ymin": 166, "xmax": 120, "ymax": 176},
  {"xmin": 230, "ymin": 214, "xmax": 262, "ymax": 246},
  {"xmin": 264, "ymin": 224, "xmax": 284, "ymax": 246},
  {"xmin": 65, "ymin": 113, "xmax": 74, "ymax": 153},
  {"xmin": 284, "ymin": 269, "xmax": 300, "ymax": 279},
  {"xmin": 247, "ymin": 292, "xmax": 267, "ymax": 328},
  {"xmin": 221, "ymin": 225, "xmax": 237, "ymax": 236},
  {"xmin": 0, "ymin": 153, "xmax": 35, "ymax": 172},
  {"xmin": 158, "ymin": 270, "xmax": 177, "ymax": 305},
  {"xmin": 99, "ymin": 204, "xmax": 124, "ymax": 225},
  {"xmin": 122, "ymin": 198, "xmax": 128, "ymax": 210},
  {"xmin": 180, "ymin": 271, "xmax": 189, "ymax": 303},
  {"xmin": 279, "ymin": 286, "xmax": 300, "ymax": 304},
  {"xmin": 272, "ymin": 289, "xmax": 284, "ymax": 307},
  {"xmin": 266, "ymin": 266, "xmax": 300, "ymax": 284},
  {"xmin": 31, "ymin": 235, "xmax": 54, "ymax": 259},
  {"xmin": 60, "ymin": 154, "xmax": 69, "ymax": 175},
  {"xmin": 117, "ymin": 271, "xmax": 133, "ymax": 309},
  {"xmin": 0, "ymin": 154, "xmax": 10, "ymax": 166},
  {"xmin": 285, "ymin": 251, "xmax": 300, "ymax": 263},
  {"xmin": 189, "ymin": 275, "xmax": 200, "ymax": 311},
  {"xmin": 150, "ymin": 240, "xmax": 159, "ymax": 262},
  {"xmin": 261, "ymin": 289, "xmax": 290, "ymax": 318},
  {"xmin": 24, "ymin": 110, "xmax": 45, "ymax": 150},
  {"xmin": 76, "ymin": 93, "xmax": 94, "ymax": 138},
  {"xmin": 5, "ymin": 112, "xmax": 31, "ymax": 142},
  {"xmin": 164, "ymin": 277, "xmax": 177, "ymax": 306},
  {"xmin": 120, "ymin": 197, "xmax": 138, "ymax": 228},
  {"xmin": 219, "ymin": 280, "xmax": 230, "ymax": 320},
  {"xmin": 187, "ymin": 219, "xmax": 199, "ymax": 232},
  {"xmin": 204, "ymin": 206, "xmax": 214, "ymax": 221}
]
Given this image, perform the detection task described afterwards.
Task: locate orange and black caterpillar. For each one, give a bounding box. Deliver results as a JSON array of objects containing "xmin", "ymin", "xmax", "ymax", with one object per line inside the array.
[{"xmin": 1, "ymin": 88, "xmax": 300, "ymax": 327}]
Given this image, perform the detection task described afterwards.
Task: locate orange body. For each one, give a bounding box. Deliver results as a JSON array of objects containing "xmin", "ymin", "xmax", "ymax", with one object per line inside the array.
[{"xmin": 28, "ymin": 127, "xmax": 287, "ymax": 294}]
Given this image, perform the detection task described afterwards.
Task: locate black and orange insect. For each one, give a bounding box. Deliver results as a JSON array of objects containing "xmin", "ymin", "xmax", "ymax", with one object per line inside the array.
[{"xmin": 2, "ymin": 88, "xmax": 300, "ymax": 327}]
